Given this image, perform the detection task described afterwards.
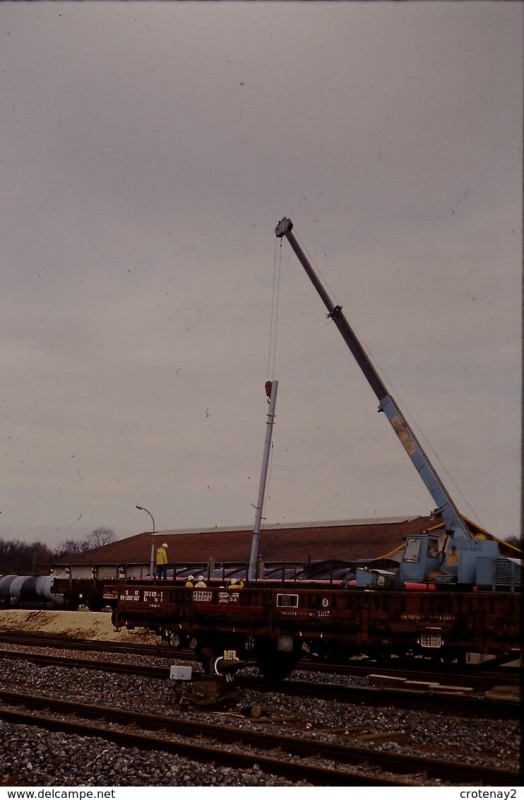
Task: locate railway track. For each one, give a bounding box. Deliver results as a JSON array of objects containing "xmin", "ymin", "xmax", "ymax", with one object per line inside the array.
[
  {"xmin": 0, "ymin": 630, "xmax": 520, "ymax": 689},
  {"xmin": 2, "ymin": 651, "xmax": 522, "ymax": 719},
  {"xmin": 0, "ymin": 689, "xmax": 519, "ymax": 786},
  {"xmin": 0, "ymin": 642, "xmax": 519, "ymax": 719},
  {"xmin": 1, "ymin": 635, "xmax": 519, "ymax": 786}
]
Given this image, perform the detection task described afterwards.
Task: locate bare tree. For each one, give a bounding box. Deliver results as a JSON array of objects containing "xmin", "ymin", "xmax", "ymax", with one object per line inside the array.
[
  {"xmin": 85, "ymin": 527, "xmax": 116, "ymax": 550},
  {"xmin": 53, "ymin": 528, "xmax": 116, "ymax": 559},
  {"xmin": 0, "ymin": 538, "xmax": 53, "ymax": 573},
  {"xmin": 54, "ymin": 538, "xmax": 91, "ymax": 559}
]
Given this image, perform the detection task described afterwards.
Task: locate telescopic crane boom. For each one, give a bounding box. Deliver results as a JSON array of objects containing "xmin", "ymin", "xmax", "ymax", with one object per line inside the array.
[{"xmin": 275, "ymin": 216, "xmax": 472, "ymax": 543}]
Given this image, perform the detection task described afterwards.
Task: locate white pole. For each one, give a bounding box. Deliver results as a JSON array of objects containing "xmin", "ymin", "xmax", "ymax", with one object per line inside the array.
[
  {"xmin": 136, "ymin": 506, "xmax": 156, "ymax": 580},
  {"xmin": 248, "ymin": 380, "xmax": 278, "ymax": 580}
]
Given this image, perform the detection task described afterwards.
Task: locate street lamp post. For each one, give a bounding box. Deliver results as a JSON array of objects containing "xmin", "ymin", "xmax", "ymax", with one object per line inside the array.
[{"xmin": 136, "ymin": 505, "xmax": 156, "ymax": 580}]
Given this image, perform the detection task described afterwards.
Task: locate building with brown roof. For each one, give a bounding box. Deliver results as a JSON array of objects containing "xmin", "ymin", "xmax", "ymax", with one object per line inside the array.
[
  {"xmin": 49, "ymin": 515, "xmax": 441, "ymax": 577},
  {"xmin": 53, "ymin": 515, "xmax": 435, "ymax": 567},
  {"xmin": 51, "ymin": 513, "xmax": 521, "ymax": 584}
]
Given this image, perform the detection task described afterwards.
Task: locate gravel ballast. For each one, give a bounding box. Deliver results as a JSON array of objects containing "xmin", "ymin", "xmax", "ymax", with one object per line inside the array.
[
  {"xmin": 0, "ymin": 611, "xmax": 520, "ymax": 787},
  {"xmin": 0, "ymin": 651, "xmax": 520, "ymax": 787}
]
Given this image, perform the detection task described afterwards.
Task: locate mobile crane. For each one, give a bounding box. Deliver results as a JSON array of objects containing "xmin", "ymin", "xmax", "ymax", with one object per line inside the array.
[{"xmin": 276, "ymin": 217, "xmax": 517, "ymax": 590}]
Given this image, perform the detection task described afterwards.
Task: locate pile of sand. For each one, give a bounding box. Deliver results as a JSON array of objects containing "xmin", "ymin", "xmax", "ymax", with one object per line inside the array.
[{"xmin": 0, "ymin": 609, "xmax": 156, "ymax": 643}]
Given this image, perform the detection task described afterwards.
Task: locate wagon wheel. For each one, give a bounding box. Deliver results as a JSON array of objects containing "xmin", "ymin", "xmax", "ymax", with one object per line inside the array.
[
  {"xmin": 254, "ymin": 638, "xmax": 302, "ymax": 682},
  {"xmin": 195, "ymin": 641, "xmax": 218, "ymax": 674},
  {"xmin": 111, "ymin": 608, "xmax": 122, "ymax": 631}
]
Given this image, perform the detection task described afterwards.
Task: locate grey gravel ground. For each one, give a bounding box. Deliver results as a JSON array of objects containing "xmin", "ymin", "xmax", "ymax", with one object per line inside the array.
[
  {"xmin": 0, "ymin": 652, "xmax": 520, "ymax": 787},
  {"xmin": 0, "ymin": 721, "xmax": 305, "ymax": 787}
]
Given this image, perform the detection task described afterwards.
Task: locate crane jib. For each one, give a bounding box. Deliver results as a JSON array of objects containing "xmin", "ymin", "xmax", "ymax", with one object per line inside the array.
[{"xmin": 275, "ymin": 216, "xmax": 472, "ymax": 542}]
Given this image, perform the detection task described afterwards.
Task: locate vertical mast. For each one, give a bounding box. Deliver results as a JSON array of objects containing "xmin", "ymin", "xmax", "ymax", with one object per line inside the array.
[{"xmin": 248, "ymin": 380, "xmax": 279, "ymax": 579}]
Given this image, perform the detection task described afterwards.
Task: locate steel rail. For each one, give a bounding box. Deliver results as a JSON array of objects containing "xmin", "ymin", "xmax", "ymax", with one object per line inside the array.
[
  {"xmin": 0, "ymin": 690, "xmax": 519, "ymax": 786},
  {"xmin": 0, "ymin": 631, "xmax": 519, "ymax": 687},
  {"xmin": 0, "ymin": 647, "xmax": 519, "ymax": 720}
]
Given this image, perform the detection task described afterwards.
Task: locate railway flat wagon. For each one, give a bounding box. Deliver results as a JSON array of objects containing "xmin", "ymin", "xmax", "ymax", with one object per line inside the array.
[{"xmin": 111, "ymin": 582, "xmax": 521, "ymax": 681}]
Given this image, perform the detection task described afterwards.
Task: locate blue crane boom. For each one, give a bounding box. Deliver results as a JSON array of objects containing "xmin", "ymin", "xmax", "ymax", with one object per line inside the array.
[{"xmin": 275, "ymin": 216, "xmax": 473, "ymax": 543}]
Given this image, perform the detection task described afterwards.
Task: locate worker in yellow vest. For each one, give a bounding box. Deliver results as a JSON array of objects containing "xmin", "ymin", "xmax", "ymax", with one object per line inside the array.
[{"xmin": 155, "ymin": 543, "xmax": 168, "ymax": 579}]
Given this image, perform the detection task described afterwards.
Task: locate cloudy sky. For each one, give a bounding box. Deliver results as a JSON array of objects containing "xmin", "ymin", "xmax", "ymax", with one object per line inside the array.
[{"xmin": 1, "ymin": 1, "xmax": 521, "ymax": 551}]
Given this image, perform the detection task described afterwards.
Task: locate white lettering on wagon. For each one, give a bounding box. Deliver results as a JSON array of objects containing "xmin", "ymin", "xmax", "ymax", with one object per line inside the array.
[
  {"xmin": 193, "ymin": 590, "xmax": 213, "ymax": 602},
  {"xmin": 143, "ymin": 589, "xmax": 163, "ymax": 606},
  {"xmin": 218, "ymin": 591, "xmax": 240, "ymax": 604},
  {"xmin": 121, "ymin": 589, "xmax": 140, "ymax": 602},
  {"xmin": 278, "ymin": 609, "xmax": 331, "ymax": 618}
]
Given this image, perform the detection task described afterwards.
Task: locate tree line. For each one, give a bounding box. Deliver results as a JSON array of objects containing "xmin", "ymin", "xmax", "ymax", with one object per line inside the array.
[{"xmin": 0, "ymin": 527, "xmax": 116, "ymax": 575}]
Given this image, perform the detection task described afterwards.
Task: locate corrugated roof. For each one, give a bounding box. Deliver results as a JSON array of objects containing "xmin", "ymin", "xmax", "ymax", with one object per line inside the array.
[{"xmin": 53, "ymin": 515, "xmax": 443, "ymax": 566}]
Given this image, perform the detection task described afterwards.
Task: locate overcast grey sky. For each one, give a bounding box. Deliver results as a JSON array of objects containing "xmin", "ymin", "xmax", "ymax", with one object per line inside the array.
[{"xmin": 1, "ymin": 2, "xmax": 521, "ymax": 551}]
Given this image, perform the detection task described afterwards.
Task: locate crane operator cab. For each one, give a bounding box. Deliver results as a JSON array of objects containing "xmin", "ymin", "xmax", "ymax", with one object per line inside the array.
[
  {"xmin": 355, "ymin": 534, "xmax": 504, "ymax": 589},
  {"xmin": 399, "ymin": 535, "xmax": 441, "ymax": 585},
  {"xmin": 355, "ymin": 535, "xmax": 443, "ymax": 589},
  {"xmin": 399, "ymin": 533, "xmax": 503, "ymax": 588}
]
